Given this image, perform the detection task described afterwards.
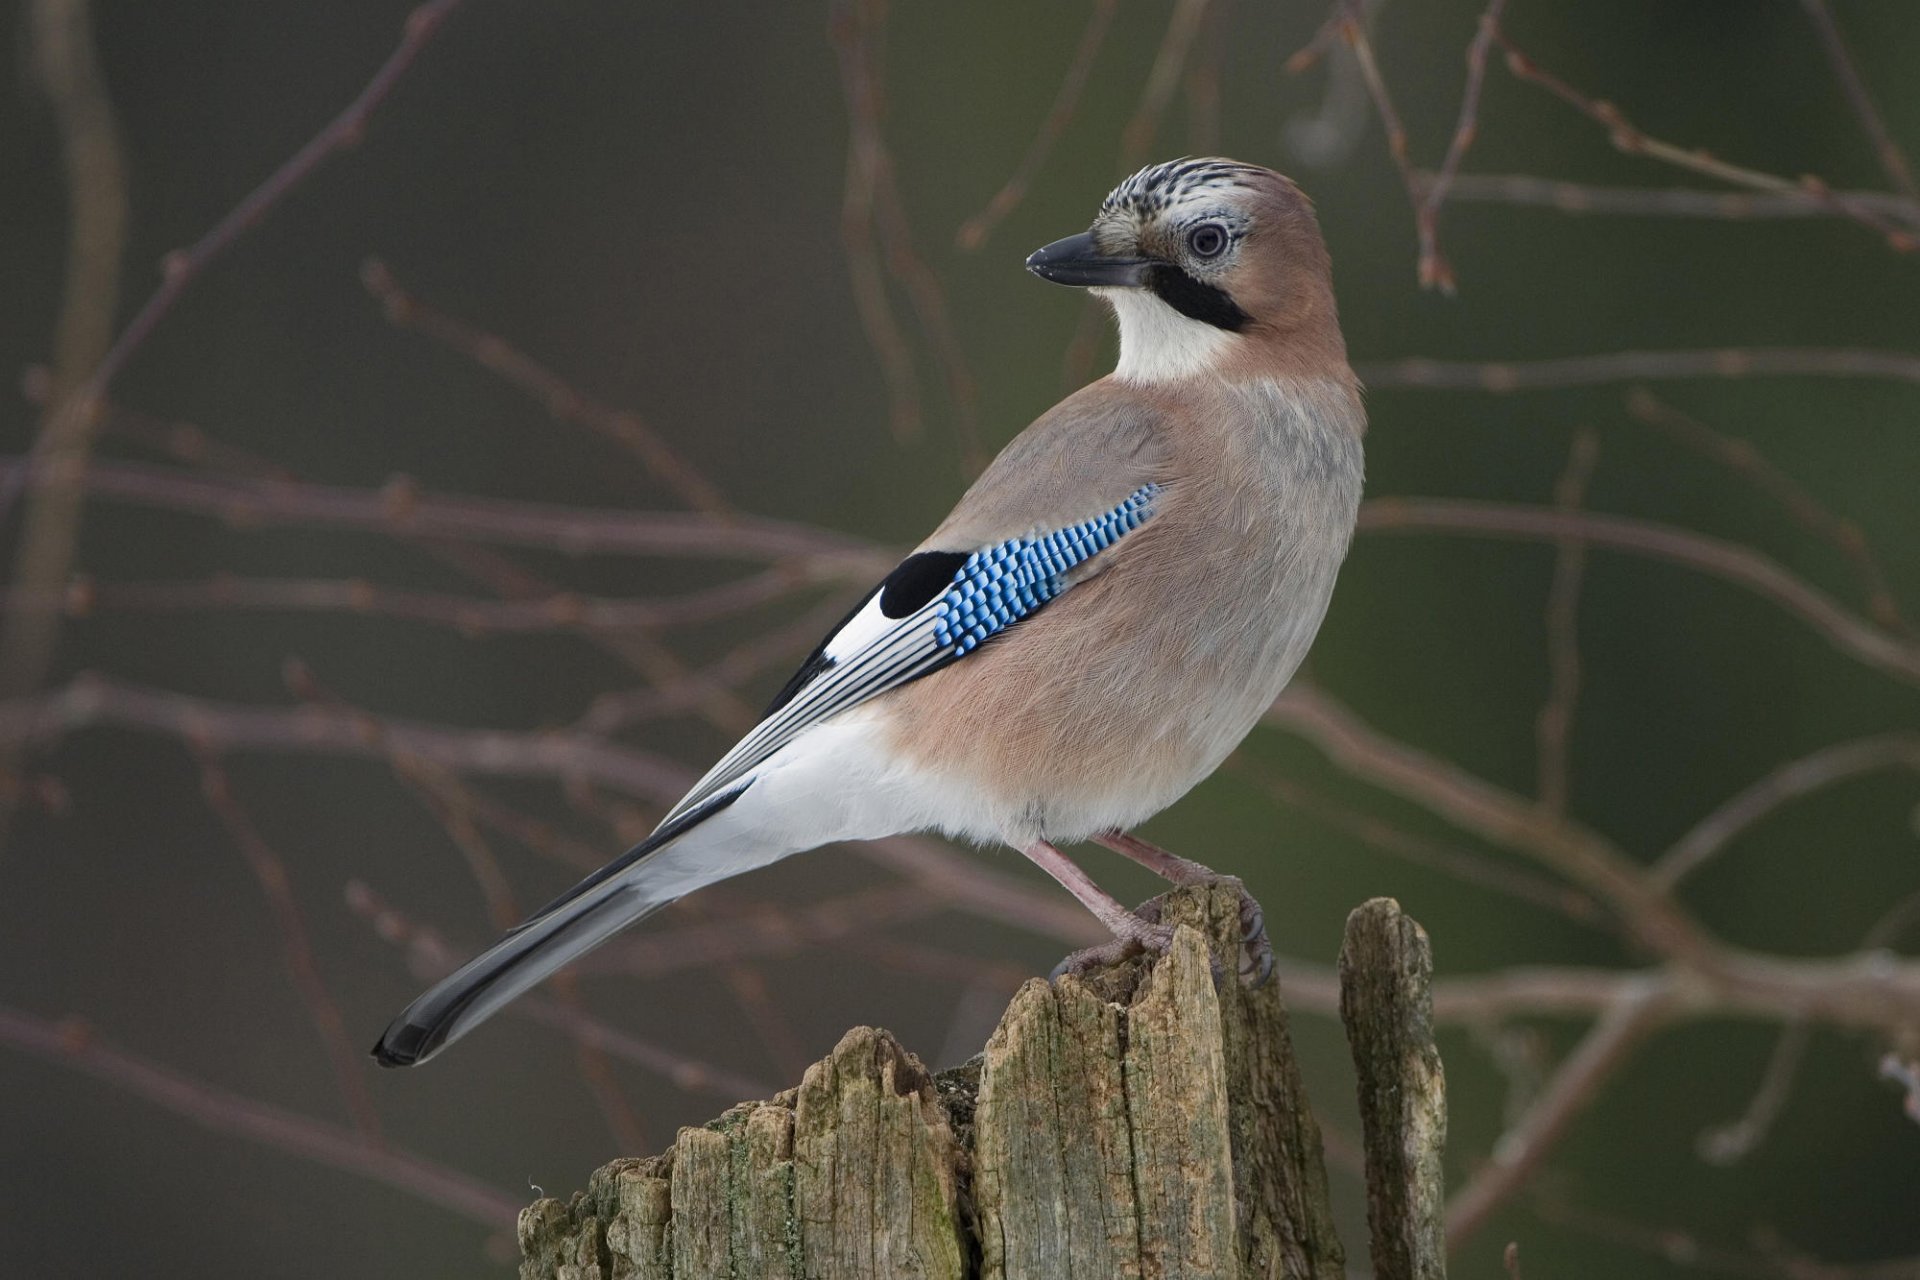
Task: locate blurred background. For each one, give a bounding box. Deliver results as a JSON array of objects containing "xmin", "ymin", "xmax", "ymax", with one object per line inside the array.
[{"xmin": 3, "ymin": 1, "xmax": 1918, "ymax": 1275}]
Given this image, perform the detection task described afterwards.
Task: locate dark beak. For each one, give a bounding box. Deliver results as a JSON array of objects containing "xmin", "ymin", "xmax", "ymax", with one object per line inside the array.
[{"xmin": 1025, "ymin": 232, "xmax": 1153, "ymax": 288}]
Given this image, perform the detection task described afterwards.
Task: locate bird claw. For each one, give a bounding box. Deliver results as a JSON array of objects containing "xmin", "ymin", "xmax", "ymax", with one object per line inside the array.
[
  {"xmin": 1048, "ymin": 917, "xmax": 1176, "ymax": 981},
  {"xmin": 1048, "ymin": 882, "xmax": 1274, "ymax": 987}
]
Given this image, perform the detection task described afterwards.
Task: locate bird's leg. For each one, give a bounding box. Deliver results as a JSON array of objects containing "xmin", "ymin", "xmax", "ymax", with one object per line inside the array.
[
  {"xmin": 1094, "ymin": 830, "xmax": 1274, "ymax": 986},
  {"xmin": 1019, "ymin": 840, "xmax": 1176, "ymax": 979}
]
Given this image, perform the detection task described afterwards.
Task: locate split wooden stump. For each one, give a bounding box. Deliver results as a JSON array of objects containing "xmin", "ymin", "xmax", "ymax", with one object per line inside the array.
[{"xmin": 519, "ymin": 888, "xmax": 1447, "ymax": 1279}]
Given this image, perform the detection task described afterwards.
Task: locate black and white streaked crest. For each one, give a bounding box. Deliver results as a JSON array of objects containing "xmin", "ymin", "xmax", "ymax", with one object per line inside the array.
[{"xmin": 1101, "ymin": 157, "xmax": 1266, "ymax": 219}]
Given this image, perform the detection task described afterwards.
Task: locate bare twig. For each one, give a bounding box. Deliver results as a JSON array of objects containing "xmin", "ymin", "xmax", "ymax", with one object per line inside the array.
[
  {"xmin": 830, "ymin": 0, "xmax": 985, "ymax": 471},
  {"xmin": 0, "ymin": 567, "xmax": 821, "ymax": 636},
  {"xmin": 1798, "ymin": 0, "xmax": 1918, "ymax": 201},
  {"xmin": 361, "ymin": 259, "xmax": 732, "ymax": 516},
  {"xmin": 1356, "ymin": 347, "xmax": 1920, "ymax": 391},
  {"xmin": 1536, "ymin": 430, "xmax": 1597, "ymax": 816},
  {"xmin": 1489, "ymin": 23, "xmax": 1917, "ymax": 253},
  {"xmin": 1414, "ymin": 0, "xmax": 1509, "ymax": 292},
  {"xmin": 1413, "ymin": 172, "xmax": 1920, "ymax": 230},
  {"xmin": 1653, "ymin": 734, "xmax": 1920, "ymax": 889},
  {"xmin": 1357, "ymin": 498, "xmax": 1920, "ymax": 686},
  {"xmin": 1695, "ymin": 1020, "xmax": 1811, "ymax": 1166},
  {"xmin": 0, "ymin": 0, "xmax": 129, "ymax": 822},
  {"xmin": 347, "ymin": 882, "xmax": 777, "ymax": 1102},
  {"xmin": 1626, "ymin": 388, "xmax": 1908, "ymax": 633},
  {"xmin": 1446, "ymin": 981, "xmax": 1673, "ymax": 1248},
  {"xmin": 956, "ymin": 0, "xmax": 1119, "ymax": 250},
  {"xmin": 0, "ymin": 457, "xmax": 891, "ymax": 574},
  {"xmin": 1231, "ymin": 758, "xmax": 1614, "ymax": 929},
  {"xmin": 194, "ymin": 751, "xmax": 384, "ymax": 1144},
  {"xmin": 0, "ymin": 1003, "xmax": 518, "ymax": 1229}
]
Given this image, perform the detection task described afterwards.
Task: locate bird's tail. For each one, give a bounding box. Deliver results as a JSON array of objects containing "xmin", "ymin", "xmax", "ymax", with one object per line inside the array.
[{"xmin": 371, "ymin": 788, "xmax": 750, "ymax": 1067}]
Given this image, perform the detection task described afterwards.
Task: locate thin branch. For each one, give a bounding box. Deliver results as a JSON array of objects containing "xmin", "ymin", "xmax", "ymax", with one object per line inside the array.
[
  {"xmin": 1413, "ymin": 172, "xmax": 1920, "ymax": 230},
  {"xmin": 1357, "ymin": 498, "xmax": 1920, "ymax": 686},
  {"xmin": 1694, "ymin": 1019, "xmax": 1811, "ymax": 1166},
  {"xmin": 1340, "ymin": 8, "xmax": 1425, "ymax": 270},
  {"xmin": 1266, "ymin": 687, "xmax": 1920, "ymax": 1030},
  {"xmin": 0, "ymin": 0, "xmax": 129, "ymax": 824},
  {"xmin": 1489, "ymin": 23, "xmax": 1917, "ymax": 253},
  {"xmin": 361, "ymin": 259, "xmax": 732, "ymax": 516},
  {"xmin": 0, "ymin": 456, "xmax": 892, "ymax": 574},
  {"xmin": 1536, "ymin": 430, "xmax": 1597, "ymax": 816},
  {"xmin": 1798, "ymin": 0, "xmax": 1918, "ymax": 201},
  {"xmin": 1230, "ymin": 758, "xmax": 1614, "ymax": 930},
  {"xmin": 1, "ymin": 567, "xmax": 821, "ymax": 636},
  {"xmin": 346, "ymin": 882, "xmax": 777, "ymax": 1102},
  {"xmin": 1414, "ymin": 0, "xmax": 1510, "ymax": 292},
  {"xmin": 1445, "ymin": 981, "xmax": 1673, "ymax": 1248},
  {"xmin": 1653, "ymin": 734, "xmax": 1920, "ymax": 889},
  {"xmin": 0, "ymin": 1003, "xmax": 519, "ymax": 1229},
  {"xmin": 79, "ymin": 0, "xmax": 468, "ymax": 398},
  {"xmin": 193, "ymin": 750, "xmax": 384, "ymax": 1143},
  {"xmin": 1356, "ymin": 346, "xmax": 1920, "ymax": 391},
  {"xmin": 1266, "ymin": 683, "xmax": 1714, "ymax": 967},
  {"xmin": 956, "ymin": 0, "xmax": 1119, "ymax": 250},
  {"xmin": 830, "ymin": 0, "xmax": 985, "ymax": 470},
  {"xmin": 1626, "ymin": 388, "xmax": 1908, "ymax": 633}
]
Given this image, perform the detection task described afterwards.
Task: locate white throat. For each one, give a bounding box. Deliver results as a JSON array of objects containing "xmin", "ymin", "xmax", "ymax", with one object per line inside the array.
[{"xmin": 1096, "ymin": 287, "xmax": 1237, "ymax": 384}]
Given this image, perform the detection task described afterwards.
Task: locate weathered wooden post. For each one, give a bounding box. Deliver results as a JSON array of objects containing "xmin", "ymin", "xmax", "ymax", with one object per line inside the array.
[{"xmin": 517, "ymin": 887, "xmax": 1445, "ymax": 1280}]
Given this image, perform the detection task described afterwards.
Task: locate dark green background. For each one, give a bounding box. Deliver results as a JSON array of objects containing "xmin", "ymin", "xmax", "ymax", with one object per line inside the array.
[{"xmin": 2, "ymin": 1, "xmax": 1917, "ymax": 1275}]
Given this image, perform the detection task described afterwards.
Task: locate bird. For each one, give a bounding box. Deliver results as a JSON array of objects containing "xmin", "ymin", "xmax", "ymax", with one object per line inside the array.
[{"xmin": 373, "ymin": 157, "xmax": 1365, "ymax": 1068}]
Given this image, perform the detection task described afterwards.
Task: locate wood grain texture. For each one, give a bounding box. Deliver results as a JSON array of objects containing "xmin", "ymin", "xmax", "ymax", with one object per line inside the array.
[
  {"xmin": 518, "ymin": 885, "xmax": 1440, "ymax": 1280},
  {"xmin": 1339, "ymin": 897, "xmax": 1449, "ymax": 1280}
]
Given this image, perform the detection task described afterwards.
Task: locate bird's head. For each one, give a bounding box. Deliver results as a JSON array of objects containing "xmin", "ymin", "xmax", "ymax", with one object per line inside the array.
[{"xmin": 1027, "ymin": 158, "xmax": 1347, "ymax": 386}]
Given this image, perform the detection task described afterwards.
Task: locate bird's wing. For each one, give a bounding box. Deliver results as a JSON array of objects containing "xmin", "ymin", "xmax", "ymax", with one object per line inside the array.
[{"xmin": 659, "ymin": 479, "xmax": 1163, "ymax": 825}]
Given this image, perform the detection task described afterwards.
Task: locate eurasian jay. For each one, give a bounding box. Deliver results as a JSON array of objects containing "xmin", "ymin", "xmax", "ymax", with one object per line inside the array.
[{"xmin": 374, "ymin": 157, "xmax": 1364, "ymax": 1067}]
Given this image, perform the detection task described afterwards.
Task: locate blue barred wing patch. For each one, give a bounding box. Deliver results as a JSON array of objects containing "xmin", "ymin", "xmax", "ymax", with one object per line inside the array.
[
  {"xmin": 933, "ymin": 485, "xmax": 1158, "ymax": 656},
  {"xmin": 657, "ymin": 484, "xmax": 1161, "ymax": 825}
]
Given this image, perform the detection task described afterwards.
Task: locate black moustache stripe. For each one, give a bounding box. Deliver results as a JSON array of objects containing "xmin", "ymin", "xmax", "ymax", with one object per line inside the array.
[{"xmin": 1149, "ymin": 263, "xmax": 1250, "ymax": 332}]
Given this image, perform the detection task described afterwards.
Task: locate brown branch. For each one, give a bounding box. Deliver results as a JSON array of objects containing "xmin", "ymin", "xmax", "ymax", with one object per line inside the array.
[
  {"xmin": 1445, "ymin": 981, "xmax": 1673, "ymax": 1248},
  {"xmin": 956, "ymin": 0, "xmax": 1119, "ymax": 250},
  {"xmin": 1626, "ymin": 388, "xmax": 1908, "ymax": 633},
  {"xmin": 1798, "ymin": 0, "xmax": 1919, "ymax": 201},
  {"xmin": 1340, "ymin": 9, "xmax": 1424, "ymax": 266},
  {"xmin": 1536, "ymin": 430, "xmax": 1597, "ymax": 816},
  {"xmin": 572, "ymin": 596, "xmax": 847, "ymax": 735},
  {"xmin": 80, "ymin": 0, "xmax": 468, "ymax": 398},
  {"xmin": 1230, "ymin": 758, "xmax": 1614, "ymax": 930},
  {"xmin": 1695, "ymin": 1019, "xmax": 1811, "ymax": 1166},
  {"xmin": 1120, "ymin": 0, "xmax": 1214, "ymax": 165},
  {"xmin": 1356, "ymin": 346, "xmax": 1920, "ymax": 391},
  {"xmin": 346, "ymin": 882, "xmax": 777, "ymax": 1103},
  {"xmin": 830, "ymin": 0, "xmax": 985, "ymax": 471},
  {"xmin": 0, "ymin": 0, "xmax": 129, "ymax": 813},
  {"xmin": 0, "ymin": 456, "xmax": 892, "ymax": 574},
  {"xmin": 1, "ymin": 566, "xmax": 820, "ymax": 636},
  {"xmin": 1266, "ymin": 688, "xmax": 1920, "ymax": 1031},
  {"xmin": 1357, "ymin": 498, "xmax": 1920, "ymax": 686},
  {"xmin": 193, "ymin": 751, "xmax": 385, "ymax": 1144},
  {"xmin": 1414, "ymin": 0, "xmax": 1510, "ymax": 292},
  {"xmin": 361, "ymin": 259, "xmax": 732, "ymax": 517},
  {"xmin": 0, "ymin": 674, "xmax": 1105, "ymax": 952},
  {"xmin": 1414, "ymin": 171, "xmax": 1920, "ymax": 230},
  {"xmin": 1489, "ymin": 23, "xmax": 1917, "ymax": 253},
  {"xmin": 0, "ymin": 1003, "xmax": 519, "ymax": 1229},
  {"xmin": 1653, "ymin": 733, "xmax": 1920, "ymax": 889},
  {"xmin": 1183, "ymin": 0, "xmax": 1231, "ymax": 152},
  {"xmin": 1266, "ymin": 684, "xmax": 1714, "ymax": 967}
]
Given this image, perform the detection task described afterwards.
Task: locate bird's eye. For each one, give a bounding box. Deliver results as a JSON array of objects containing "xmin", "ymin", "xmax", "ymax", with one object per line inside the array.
[{"xmin": 1187, "ymin": 223, "xmax": 1229, "ymax": 258}]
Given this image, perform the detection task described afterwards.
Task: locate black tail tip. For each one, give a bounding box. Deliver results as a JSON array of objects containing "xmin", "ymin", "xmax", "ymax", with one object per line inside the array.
[{"xmin": 370, "ymin": 1021, "xmax": 434, "ymax": 1068}]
